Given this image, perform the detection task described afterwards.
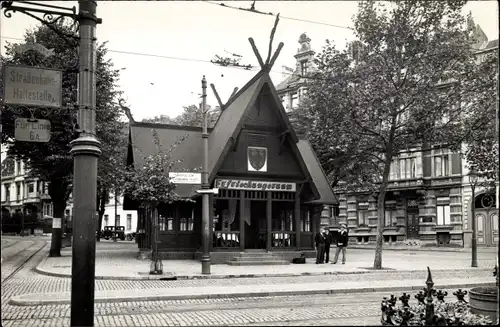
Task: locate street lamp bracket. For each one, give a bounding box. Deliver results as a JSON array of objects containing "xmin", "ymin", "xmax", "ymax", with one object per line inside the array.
[{"xmin": 2, "ymin": 1, "xmax": 81, "ymax": 48}]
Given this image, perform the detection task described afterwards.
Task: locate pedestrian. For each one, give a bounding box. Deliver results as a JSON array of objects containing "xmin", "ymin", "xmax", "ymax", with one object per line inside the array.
[
  {"xmin": 323, "ymin": 227, "xmax": 332, "ymax": 263},
  {"xmin": 315, "ymin": 227, "xmax": 326, "ymax": 264},
  {"xmin": 332, "ymin": 223, "xmax": 348, "ymax": 264}
]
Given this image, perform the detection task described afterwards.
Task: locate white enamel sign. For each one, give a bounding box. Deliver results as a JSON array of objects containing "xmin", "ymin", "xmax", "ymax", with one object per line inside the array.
[
  {"xmin": 169, "ymin": 172, "xmax": 202, "ymax": 184},
  {"xmin": 3, "ymin": 65, "xmax": 62, "ymax": 108},
  {"xmin": 15, "ymin": 118, "xmax": 51, "ymax": 142}
]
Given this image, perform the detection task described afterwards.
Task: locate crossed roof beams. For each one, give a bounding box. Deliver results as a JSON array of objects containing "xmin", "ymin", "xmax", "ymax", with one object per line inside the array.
[{"xmin": 211, "ymin": 14, "xmax": 284, "ymax": 112}]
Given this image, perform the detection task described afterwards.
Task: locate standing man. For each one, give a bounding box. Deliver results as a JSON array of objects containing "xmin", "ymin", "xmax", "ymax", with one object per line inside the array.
[
  {"xmin": 323, "ymin": 227, "xmax": 332, "ymax": 263},
  {"xmin": 315, "ymin": 227, "xmax": 326, "ymax": 264},
  {"xmin": 332, "ymin": 223, "xmax": 348, "ymax": 264}
]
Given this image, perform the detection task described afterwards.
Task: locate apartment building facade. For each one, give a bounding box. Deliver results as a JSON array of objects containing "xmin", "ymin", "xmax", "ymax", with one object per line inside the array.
[
  {"xmin": 276, "ymin": 29, "xmax": 498, "ymax": 247},
  {"xmin": 1, "ymin": 156, "xmax": 73, "ymax": 234},
  {"xmin": 101, "ymin": 193, "xmax": 138, "ymax": 235}
]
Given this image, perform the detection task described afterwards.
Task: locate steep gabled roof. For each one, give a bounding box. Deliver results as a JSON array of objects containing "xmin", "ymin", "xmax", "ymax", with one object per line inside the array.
[
  {"xmin": 297, "ymin": 140, "xmax": 337, "ymax": 205},
  {"xmin": 128, "ymin": 122, "xmax": 208, "ymax": 198},
  {"xmin": 207, "ymin": 70, "xmax": 266, "ymax": 182},
  {"xmin": 486, "ymin": 39, "xmax": 499, "ymax": 49},
  {"xmin": 206, "ymin": 69, "xmax": 321, "ymax": 200},
  {"xmin": 126, "ymin": 26, "xmax": 337, "ymax": 205}
]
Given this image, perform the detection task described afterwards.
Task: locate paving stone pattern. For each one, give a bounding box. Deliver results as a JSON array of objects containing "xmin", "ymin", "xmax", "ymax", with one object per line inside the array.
[
  {"xmin": 1, "ymin": 238, "xmax": 495, "ymax": 327},
  {"xmin": 2, "ymin": 288, "xmax": 467, "ymax": 327}
]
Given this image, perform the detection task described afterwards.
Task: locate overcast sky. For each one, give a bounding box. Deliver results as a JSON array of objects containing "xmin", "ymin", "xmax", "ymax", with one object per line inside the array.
[{"xmin": 1, "ymin": 0, "xmax": 498, "ymax": 124}]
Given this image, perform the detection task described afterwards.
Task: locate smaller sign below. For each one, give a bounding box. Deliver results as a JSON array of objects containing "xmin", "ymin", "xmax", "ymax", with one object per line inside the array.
[
  {"xmin": 169, "ymin": 172, "xmax": 202, "ymax": 184},
  {"xmin": 52, "ymin": 217, "xmax": 62, "ymax": 229},
  {"xmin": 15, "ymin": 118, "xmax": 51, "ymax": 142}
]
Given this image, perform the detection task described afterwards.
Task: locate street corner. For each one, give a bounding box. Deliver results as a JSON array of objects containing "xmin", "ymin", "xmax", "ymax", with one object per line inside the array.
[
  {"xmin": 9, "ymin": 291, "xmax": 72, "ymax": 306},
  {"xmin": 34, "ymin": 254, "xmax": 72, "ymax": 278}
]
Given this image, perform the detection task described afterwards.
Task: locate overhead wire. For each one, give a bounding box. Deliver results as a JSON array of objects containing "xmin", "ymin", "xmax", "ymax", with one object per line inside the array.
[
  {"xmin": 202, "ymin": 0, "xmax": 354, "ymax": 30},
  {"xmin": 0, "ymin": 35, "xmax": 322, "ymax": 82}
]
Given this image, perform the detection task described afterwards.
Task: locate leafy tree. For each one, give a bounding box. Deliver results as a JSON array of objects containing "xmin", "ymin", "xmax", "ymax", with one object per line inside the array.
[
  {"xmin": 123, "ymin": 129, "xmax": 185, "ymax": 205},
  {"xmin": 1, "ymin": 22, "xmax": 124, "ymax": 254},
  {"xmin": 453, "ymin": 49, "xmax": 498, "ymax": 187},
  {"xmin": 142, "ymin": 114, "xmax": 176, "ymax": 124},
  {"xmin": 142, "ymin": 105, "xmax": 221, "ymax": 128},
  {"xmin": 301, "ymin": 0, "xmax": 482, "ymax": 269}
]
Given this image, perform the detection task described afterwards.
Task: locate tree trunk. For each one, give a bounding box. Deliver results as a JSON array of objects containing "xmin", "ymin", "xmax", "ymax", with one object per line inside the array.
[
  {"xmin": 49, "ymin": 200, "xmax": 67, "ymax": 257},
  {"xmin": 96, "ymin": 188, "xmax": 107, "ymax": 242},
  {"xmin": 48, "ymin": 178, "xmax": 71, "ymax": 258},
  {"xmin": 373, "ymin": 148, "xmax": 395, "ymax": 269}
]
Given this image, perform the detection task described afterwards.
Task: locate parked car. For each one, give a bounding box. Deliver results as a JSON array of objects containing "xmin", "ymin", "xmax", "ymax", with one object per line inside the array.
[
  {"xmin": 101, "ymin": 226, "xmax": 115, "ymax": 240},
  {"xmin": 100, "ymin": 226, "xmax": 126, "ymax": 241},
  {"xmin": 115, "ymin": 226, "xmax": 126, "ymax": 241}
]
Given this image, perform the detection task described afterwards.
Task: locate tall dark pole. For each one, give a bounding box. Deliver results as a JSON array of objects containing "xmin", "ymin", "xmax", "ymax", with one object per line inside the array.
[
  {"xmin": 471, "ymin": 183, "xmax": 477, "ymax": 268},
  {"xmin": 70, "ymin": 1, "xmax": 101, "ymax": 326},
  {"xmin": 201, "ymin": 76, "xmax": 211, "ymax": 275},
  {"xmin": 113, "ymin": 188, "xmax": 118, "ymax": 242}
]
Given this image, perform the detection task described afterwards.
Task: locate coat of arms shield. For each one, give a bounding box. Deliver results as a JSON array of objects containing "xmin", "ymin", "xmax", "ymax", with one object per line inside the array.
[{"xmin": 248, "ymin": 146, "xmax": 267, "ymax": 172}]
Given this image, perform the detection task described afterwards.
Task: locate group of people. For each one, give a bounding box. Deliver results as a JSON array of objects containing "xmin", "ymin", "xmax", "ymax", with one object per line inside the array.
[{"xmin": 314, "ymin": 223, "xmax": 348, "ymax": 264}]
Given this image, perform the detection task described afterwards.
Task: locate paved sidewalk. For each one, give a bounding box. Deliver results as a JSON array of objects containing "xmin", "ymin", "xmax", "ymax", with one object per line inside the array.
[
  {"xmin": 349, "ymin": 244, "xmax": 499, "ymax": 252},
  {"xmin": 35, "ymin": 243, "xmax": 497, "ymax": 280},
  {"xmin": 11, "ymin": 277, "xmax": 495, "ymax": 306}
]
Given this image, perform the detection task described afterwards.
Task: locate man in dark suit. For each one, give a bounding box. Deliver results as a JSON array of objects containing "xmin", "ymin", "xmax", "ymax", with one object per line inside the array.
[
  {"xmin": 323, "ymin": 227, "xmax": 333, "ymax": 263},
  {"xmin": 332, "ymin": 223, "xmax": 348, "ymax": 264},
  {"xmin": 315, "ymin": 227, "xmax": 326, "ymax": 264}
]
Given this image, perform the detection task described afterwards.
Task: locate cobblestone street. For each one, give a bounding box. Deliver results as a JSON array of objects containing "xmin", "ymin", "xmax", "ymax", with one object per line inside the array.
[{"xmin": 1, "ymin": 237, "xmax": 497, "ymax": 326}]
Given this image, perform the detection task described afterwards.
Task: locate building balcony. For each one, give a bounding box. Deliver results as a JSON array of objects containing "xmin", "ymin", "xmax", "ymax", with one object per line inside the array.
[
  {"xmin": 387, "ymin": 178, "xmax": 424, "ymax": 189},
  {"xmin": 23, "ymin": 192, "xmax": 45, "ymax": 204}
]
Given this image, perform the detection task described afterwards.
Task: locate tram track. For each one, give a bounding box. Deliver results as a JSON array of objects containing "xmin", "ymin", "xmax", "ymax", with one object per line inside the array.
[{"xmin": 1, "ymin": 241, "xmax": 48, "ymax": 285}]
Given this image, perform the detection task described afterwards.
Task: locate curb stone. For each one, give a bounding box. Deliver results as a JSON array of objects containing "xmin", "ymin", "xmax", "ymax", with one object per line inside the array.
[
  {"xmin": 34, "ymin": 259, "xmax": 493, "ymax": 281},
  {"xmin": 349, "ymin": 246, "xmax": 467, "ymax": 252},
  {"xmin": 10, "ymin": 282, "xmax": 496, "ymax": 306}
]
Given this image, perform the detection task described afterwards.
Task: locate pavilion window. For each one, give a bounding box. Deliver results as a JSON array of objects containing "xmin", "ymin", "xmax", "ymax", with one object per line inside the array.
[
  {"xmin": 301, "ymin": 210, "xmax": 311, "ymax": 232},
  {"xmin": 159, "ymin": 207, "xmax": 175, "ymax": 231},
  {"xmin": 180, "ymin": 208, "xmax": 194, "ymax": 231}
]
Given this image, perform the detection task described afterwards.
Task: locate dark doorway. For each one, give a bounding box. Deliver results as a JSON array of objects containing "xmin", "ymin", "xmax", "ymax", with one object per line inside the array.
[
  {"xmin": 245, "ymin": 201, "xmax": 267, "ymax": 249},
  {"xmin": 407, "ymin": 211, "xmax": 419, "ymax": 239}
]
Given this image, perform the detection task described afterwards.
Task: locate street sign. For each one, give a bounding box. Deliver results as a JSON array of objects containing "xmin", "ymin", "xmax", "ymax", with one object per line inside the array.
[
  {"xmin": 3, "ymin": 65, "xmax": 63, "ymax": 108},
  {"xmin": 52, "ymin": 217, "xmax": 62, "ymax": 229},
  {"xmin": 169, "ymin": 172, "xmax": 202, "ymax": 184},
  {"xmin": 196, "ymin": 188, "xmax": 219, "ymax": 195},
  {"xmin": 15, "ymin": 118, "xmax": 51, "ymax": 142}
]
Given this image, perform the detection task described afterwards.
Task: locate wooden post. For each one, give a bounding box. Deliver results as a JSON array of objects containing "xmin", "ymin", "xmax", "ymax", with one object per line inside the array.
[
  {"xmin": 210, "ymin": 84, "xmax": 224, "ymax": 110},
  {"xmin": 295, "ymin": 187, "xmax": 301, "ymax": 250},
  {"xmin": 248, "ymin": 38, "xmax": 265, "ymax": 69},
  {"xmin": 266, "ymin": 191, "xmax": 272, "ymax": 252},
  {"xmin": 239, "ymin": 191, "xmax": 245, "ymax": 251},
  {"xmin": 311, "ymin": 206, "xmax": 317, "ymax": 248},
  {"xmin": 209, "ymin": 194, "xmax": 214, "ymax": 252},
  {"xmin": 268, "ymin": 42, "xmax": 284, "ymax": 69}
]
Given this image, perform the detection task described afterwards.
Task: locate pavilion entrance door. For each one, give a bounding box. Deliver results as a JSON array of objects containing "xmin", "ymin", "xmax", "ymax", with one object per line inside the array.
[{"xmin": 245, "ymin": 201, "xmax": 267, "ymax": 249}]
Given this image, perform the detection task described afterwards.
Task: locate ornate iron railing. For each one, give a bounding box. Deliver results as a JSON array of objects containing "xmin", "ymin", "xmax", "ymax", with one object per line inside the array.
[
  {"xmin": 271, "ymin": 231, "xmax": 296, "ymax": 248},
  {"xmin": 213, "ymin": 231, "xmax": 240, "ymax": 248},
  {"xmin": 381, "ymin": 267, "xmax": 475, "ymax": 326}
]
